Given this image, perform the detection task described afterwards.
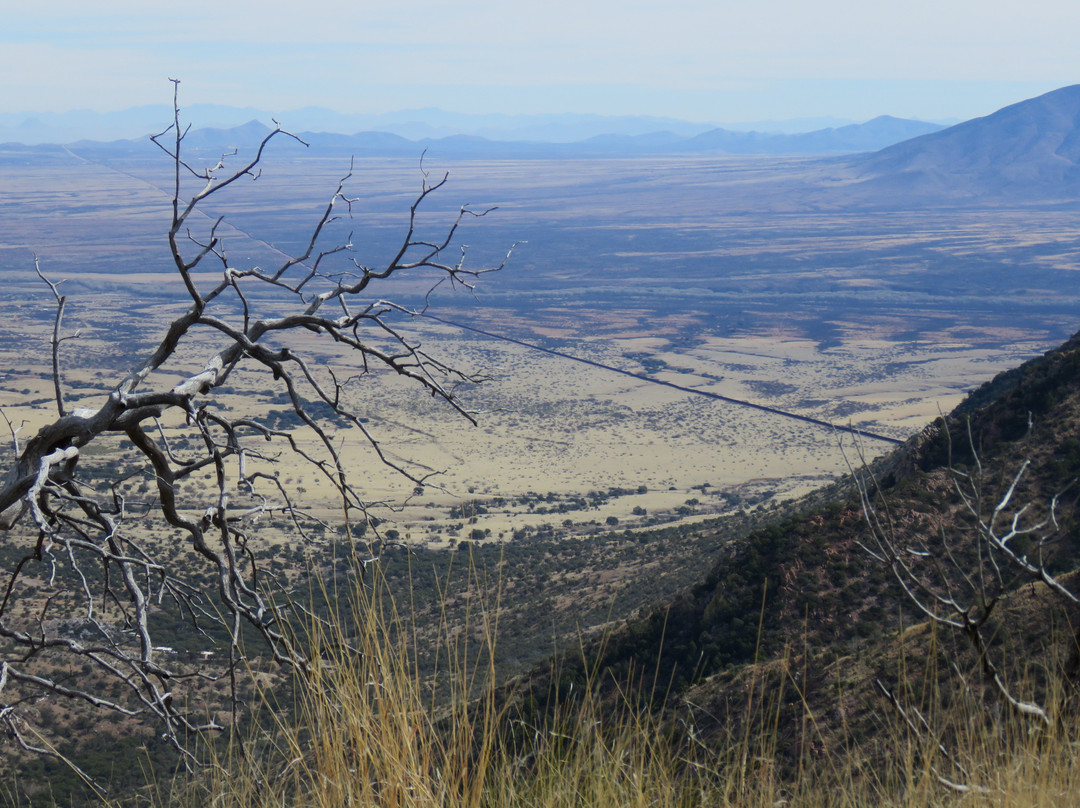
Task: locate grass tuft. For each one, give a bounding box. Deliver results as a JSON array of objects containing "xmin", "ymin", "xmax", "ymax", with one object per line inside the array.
[{"xmin": 156, "ymin": 556, "xmax": 1080, "ymax": 808}]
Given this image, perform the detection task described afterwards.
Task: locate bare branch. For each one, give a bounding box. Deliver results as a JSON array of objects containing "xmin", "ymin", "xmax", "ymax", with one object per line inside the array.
[
  {"xmin": 0, "ymin": 84, "xmax": 509, "ymax": 770},
  {"xmin": 846, "ymin": 414, "xmax": 1074, "ymax": 741}
]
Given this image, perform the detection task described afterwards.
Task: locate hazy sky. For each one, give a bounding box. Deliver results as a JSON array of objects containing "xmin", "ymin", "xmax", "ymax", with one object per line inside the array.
[{"xmin": 4, "ymin": 0, "xmax": 1077, "ymax": 123}]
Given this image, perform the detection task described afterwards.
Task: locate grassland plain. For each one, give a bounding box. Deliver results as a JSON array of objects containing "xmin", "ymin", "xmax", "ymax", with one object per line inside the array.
[{"xmin": 2, "ymin": 150, "xmax": 1076, "ymax": 536}]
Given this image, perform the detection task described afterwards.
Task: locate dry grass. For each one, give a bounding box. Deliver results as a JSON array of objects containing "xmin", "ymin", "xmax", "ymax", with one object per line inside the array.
[{"xmin": 150, "ymin": 563, "xmax": 1080, "ymax": 808}]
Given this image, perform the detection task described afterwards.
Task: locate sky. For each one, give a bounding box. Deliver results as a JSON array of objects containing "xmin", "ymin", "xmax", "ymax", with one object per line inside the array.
[{"xmin": 3, "ymin": 0, "xmax": 1078, "ymax": 124}]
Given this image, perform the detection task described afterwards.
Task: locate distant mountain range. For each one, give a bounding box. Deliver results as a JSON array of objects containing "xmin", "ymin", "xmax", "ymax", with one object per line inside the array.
[
  {"xmin": 0, "ymin": 105, "xmax": 918, "ymax": 147},
  {"xmin": 570, "ymin": 115, "xmax": 944, "ymax": 155},
  {"xmin": 6, "ymin": 114, "xmax": 946, "ymax": 160},
  {"xmin": 7, "ymin": 85, "xmax": 1080, "ymax": 199},
  {"xmin": 0, "ymin": 105, "xmax": 719, "ymax": 146}
]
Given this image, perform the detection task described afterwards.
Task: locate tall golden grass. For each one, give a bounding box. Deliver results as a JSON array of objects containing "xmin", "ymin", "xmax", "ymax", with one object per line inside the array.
[{"xmin": 155, "ymin": 557, "xmax": 1079, "ymax": 808}]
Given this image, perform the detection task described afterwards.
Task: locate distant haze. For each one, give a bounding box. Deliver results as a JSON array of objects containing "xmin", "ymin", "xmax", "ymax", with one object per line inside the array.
[
  {"xmin": 4, "ymin": 1, "xmax": 1078, "ymax": 126},
  {"xmin": 1, "ymin": 106, "xmax": 718, "ymax": 145}
]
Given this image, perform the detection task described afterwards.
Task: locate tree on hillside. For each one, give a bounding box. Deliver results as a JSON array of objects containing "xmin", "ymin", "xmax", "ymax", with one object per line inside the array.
[
  {"xmin": 0, "ymin": 81, "xmax": 513, "ymax": 772},
  {"xmin": 847, "ymin": 418, "xmax": 1079, "ymax": 791}
]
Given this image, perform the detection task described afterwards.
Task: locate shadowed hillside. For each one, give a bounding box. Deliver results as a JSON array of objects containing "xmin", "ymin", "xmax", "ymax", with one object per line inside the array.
[{"xmin": 512, "ymin": 325, "xmax": 1080, "ymax": 757}]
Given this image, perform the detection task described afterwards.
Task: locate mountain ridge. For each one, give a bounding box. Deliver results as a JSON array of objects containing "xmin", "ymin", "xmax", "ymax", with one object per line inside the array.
[
  {"xmin": 3, "ymin": 114, "xmax": 945, "ymax": 159},
  {"xmin": 849, "ymin": 83, "xmax": 1080, "ymax": 199},
  {"xmin": 0, "ymin": 105, "xmax": 915, "ymax": 147}
]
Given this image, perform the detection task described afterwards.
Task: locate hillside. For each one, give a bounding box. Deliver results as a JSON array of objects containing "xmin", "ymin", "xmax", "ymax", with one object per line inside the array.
[
  {"xmin": 849, "ymin": 84, "xmax": 1080, "ymax": 200},
  {"xmin": 513, "ymin": 325, "xmax": 1080, "ymax": 759}
]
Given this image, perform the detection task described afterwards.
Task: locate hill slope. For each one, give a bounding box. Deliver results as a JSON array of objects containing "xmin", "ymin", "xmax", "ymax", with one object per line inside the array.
[
  {"xmin": 514, "ymin": 325, "xmax": 1080, "ymax": 753},
  {"xmin": 850, "ymin": 84, "xmax": 1080, "ymax": 200}
]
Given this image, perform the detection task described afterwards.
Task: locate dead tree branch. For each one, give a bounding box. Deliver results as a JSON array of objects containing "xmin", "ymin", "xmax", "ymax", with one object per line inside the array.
[
  {"xmin": 842, "ymin": 417, "xmax": 1080, "ymax": 793},
  {"xmin": 0, "ymin": 80, "xmax": 512, "ymax": 766},
  {"xmin": 845, "ymin": 417, "xmax": 1077, "ymax": 730}
]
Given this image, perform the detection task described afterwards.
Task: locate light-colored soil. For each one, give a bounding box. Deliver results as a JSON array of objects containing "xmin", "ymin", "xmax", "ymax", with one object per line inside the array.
[{"xmin": 0, "ymin": 295, "xmax": 1052, "ymax": 550}]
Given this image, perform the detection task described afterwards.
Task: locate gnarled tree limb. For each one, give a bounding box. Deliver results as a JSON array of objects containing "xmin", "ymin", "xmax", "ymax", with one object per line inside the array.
[{"xmin": 0, "ymin": 80, "xmax": 513, "ymax": 769}]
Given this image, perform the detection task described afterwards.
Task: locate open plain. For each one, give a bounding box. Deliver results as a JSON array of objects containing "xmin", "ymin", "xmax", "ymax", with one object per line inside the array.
[{"xmin": 2, "ymin": 147, "xmax": 1079, "ymax": 541}]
